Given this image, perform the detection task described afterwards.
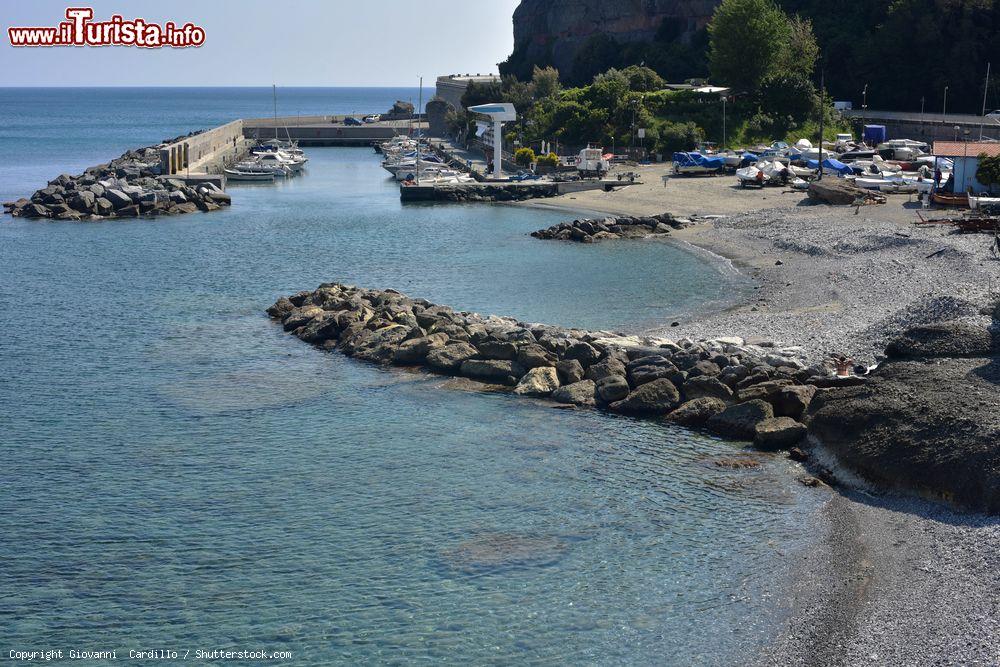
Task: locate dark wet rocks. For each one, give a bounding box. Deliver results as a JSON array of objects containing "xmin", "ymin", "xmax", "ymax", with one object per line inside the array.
[
  {"xmin": 433, "ymin": 183, "xmax": 558, "ymax": 203},
  {"xmin": 3, "ymin": 135, "xmax": 229, "ymax": 222},
  {"xmin": 268, "ymin": 283, "xmax": 829, "ymax": 451},
  {"xmin": 805, "ymin": 319, "xmax": 1000, "ymax": 514},
  {"xmin": 530, "ymin": 213, "xmax": 685, "ymax": 243}
]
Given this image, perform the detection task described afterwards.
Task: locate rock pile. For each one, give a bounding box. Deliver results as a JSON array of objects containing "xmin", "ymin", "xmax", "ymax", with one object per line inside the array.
[
  {"xmin": 530, "ymin": 213, "xmax": 685, "ymax": 243},
  {"xmin": 2, "ymin": 133, "xmax": 231, "ymax": 221},
  {"xmin": 433, "ymin": 183, "xmax": 557, "ymax": 203},
  {"xmin": 268, "ymin": 283, "xmax": 855, "ymax": 450}
]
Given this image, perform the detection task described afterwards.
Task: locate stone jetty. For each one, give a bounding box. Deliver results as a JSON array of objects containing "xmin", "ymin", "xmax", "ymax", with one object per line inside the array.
[
  {"xmin": 530, "ymin": 213, "xmax": 686, "ymax": 243},
  {"xmin": 2, "ymin": 135, "xmax": 231, "ymax": 221},
  {"xmin": 268, "ymin": 283, "xmax": 859, "ymax": 450}
]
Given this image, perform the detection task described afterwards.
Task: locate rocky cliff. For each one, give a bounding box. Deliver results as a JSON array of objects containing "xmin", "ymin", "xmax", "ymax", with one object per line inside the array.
[{"xmin": 502, "ymin": 0, "xmax": 720, "ymax": 83}]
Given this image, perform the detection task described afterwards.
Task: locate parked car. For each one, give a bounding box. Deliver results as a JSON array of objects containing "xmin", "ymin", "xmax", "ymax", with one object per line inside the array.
[
  {"xmin": 363, "ymin": 114, "xmax": 381, "ymax": 124},
  {"xmin": 986, "ymin": 110, "xmax": 1000, "ymax": 118},
  {"xmin": 343, "ymin": 117, "xmax": 363, "ymax": 126}
]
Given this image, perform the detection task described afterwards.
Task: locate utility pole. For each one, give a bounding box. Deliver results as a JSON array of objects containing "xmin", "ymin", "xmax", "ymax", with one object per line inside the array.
[
  {"xmin": 943, "ymin": 86, "xmax": 949, "ymax": 122},
  {"xmin": 981, "ymin": 62, "xmax": 992, "ymax": 140}
]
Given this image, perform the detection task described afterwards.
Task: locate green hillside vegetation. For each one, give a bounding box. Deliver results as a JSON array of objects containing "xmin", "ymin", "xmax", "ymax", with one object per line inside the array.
[
  {"xmin": 467, "ymin": 1, "xmax": 847, "ymax": 156},
  {"xmin": 500, "ymin": 0, "xmax": 1000, "ymax": 114}
]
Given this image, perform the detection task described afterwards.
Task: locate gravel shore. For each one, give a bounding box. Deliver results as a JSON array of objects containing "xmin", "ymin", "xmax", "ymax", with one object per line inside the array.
[{"xmin": 525, "ymin": 167, "xmax": 1000, "ymax": 664}]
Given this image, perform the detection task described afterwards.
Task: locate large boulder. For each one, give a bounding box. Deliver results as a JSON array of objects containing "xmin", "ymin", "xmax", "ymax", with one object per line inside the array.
[
  {"xmin": 806, "ymin": 356, "xmax": 1000, "ymax": 513},
  {"xmin": 610, "ymin": 379, "xmax": 681, "ymax": 415},
  {"xmin": 666, "ymin": 397, "xmax": 727, "ymax": 426},
  {"xmin": 460, "ymin": 359, "xmax": 521, "ymax": 385},
  {"xmin": 103, "ymin": 188, "xmax": 132, "ymax": 209},
  {"xmin": 585, "ymin": 358, "xmax": 627, "ymax": 382},
  {"xmin": 754, "ymin": 417, "xmax": 807, "ymax": 449},
  {"xmin": 296, "ymin": 312, "xmax": 341, "ymax": 344},
  {"xmin": 885, "ymin": 322, "xmax": 999, "ymax": 359},
  {"xmin": 556, "ymin": 359, "xmax": 585, "ymax": 385},
  {"xmin": 513, "ymin": 367, "xmax": 560, "ymax": 396},
  {"xmin": 682, "ymin": 376, "xmax": 733, "ymax": 402},
  {"xmin": 737, "ymin": 379, "xmax": 794, "ymax": 404},
  {"xmin": 707, "ymin": 400, "xmax": 774, "ymax": 440},
  {"xmin": 426, "ymin": 342, "xmax": 480, "ymax": 373},
  {"xmin": 352, "ymin": 324, "xmax": 411, "ymax": 363},
  {"xmin": 551, "ymin": 380, "xmax": 597, "ymax": 406},
  {"xmin": 563, "ymin": 341, "xmax": 601, "ymax": 365},
  {"xmin": 772, "ymin": 385, "xmax": 817, "ymax": 419},
  {"xmin": 394, "ymin": 333, "xmax": 449, "ymax": 364},
  {"xmin": 595, "ymin": 375, "xmax": 630, "ymax": 403}
]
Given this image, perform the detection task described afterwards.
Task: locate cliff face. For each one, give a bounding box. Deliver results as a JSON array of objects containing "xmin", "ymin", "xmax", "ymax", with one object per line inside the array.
[{"xmin": 506, "ymin": 0, "xmax": 720, "ymax": 81}]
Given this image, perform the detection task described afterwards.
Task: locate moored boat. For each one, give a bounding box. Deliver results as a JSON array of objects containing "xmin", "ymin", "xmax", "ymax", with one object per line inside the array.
[{"xmin": 224, "ymin": 168, "xmax": 275, "ymax": 182}]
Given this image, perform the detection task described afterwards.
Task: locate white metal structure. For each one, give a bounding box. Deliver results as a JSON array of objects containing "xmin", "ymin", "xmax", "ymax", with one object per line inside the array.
[{"xmin": 468, "ymin": 102, "xmax": 517, "ymax": 178}]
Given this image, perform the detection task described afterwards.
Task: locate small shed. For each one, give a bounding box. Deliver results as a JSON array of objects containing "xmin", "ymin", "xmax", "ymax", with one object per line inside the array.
[{"xmin": 932, "ymin": 141, "xmax": 1000, "ymax": 194}]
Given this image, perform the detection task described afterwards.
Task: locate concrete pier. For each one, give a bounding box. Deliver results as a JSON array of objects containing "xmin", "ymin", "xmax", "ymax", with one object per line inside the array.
[
  {"xmin": 243, "ymin": 115, "xmax": 428, "ymax": 147},
  {"xmin": 159, "ymin": 120, "xmax": 248, "ymax": 176}
]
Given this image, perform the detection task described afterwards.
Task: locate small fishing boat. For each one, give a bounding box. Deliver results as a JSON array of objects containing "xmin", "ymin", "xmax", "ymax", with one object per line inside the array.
[
  {"xmin": 931, "ymin": 191, "xmax": 970, "ymax": 207},
  {"xmin": 224, "ymin": 168, "xmax": 275, "ymax": 182}
]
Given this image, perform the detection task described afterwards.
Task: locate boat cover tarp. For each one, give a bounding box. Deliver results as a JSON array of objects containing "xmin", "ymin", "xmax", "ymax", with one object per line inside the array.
[
  {"xmin": 673, "ymin": 152, "xmax": 726, "ymax": 169},
  {"xmin": 739, "ymin": 152, "xmax": 759, "ymax": 167},
  {"xmin": 806, "ymin": 158, "xmax": 853, "ymax": 176},
  {"xmin": 863, "ymin": 125, "xmax": 887, "ymax": 145}
]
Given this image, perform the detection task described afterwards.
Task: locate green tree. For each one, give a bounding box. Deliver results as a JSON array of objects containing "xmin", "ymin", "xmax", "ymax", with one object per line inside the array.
[
  {"xmin": 618, "ymin": 65, "xmax": 666, "ymax": 92},
  {"xmin": 783, "ymin": 16, "xmax": 819, "ymax": 78},
  {"xmin": 529, "ymin": 66, "xmax": 561, "ymax": 100},
  {"xmin": 655, "ymin": 121, "xmax": 704, "ymax": 154},
  {"xmin": 708, "ymin": 0, "xmax": 792, "ymax": 91},
  {"xmin": 514, "ymin": 147, "xmax": 536, "ymax": 166},
  {"xmin": 460, "ymin": 80, "xmax": 503, "ymax": 109},
  {"xmin": 757, "ymin": 72, "xmax": 817, "ymax": 127},
  {"xmin": 976, "ymin": 154, "xmax": 1000, "ymax": 189},
  {"xmin": 537, "ymin": 152, "xmax": 560, "ymax": 167}
]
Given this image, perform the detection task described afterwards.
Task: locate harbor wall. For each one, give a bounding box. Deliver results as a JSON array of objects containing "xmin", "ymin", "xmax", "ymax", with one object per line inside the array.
[{"xmin": 159, "ymin": 120, "xmax": 246, "ymax": 175}]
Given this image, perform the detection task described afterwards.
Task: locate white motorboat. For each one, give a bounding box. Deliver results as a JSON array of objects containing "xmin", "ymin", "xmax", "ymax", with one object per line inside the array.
[
  {"xmin": 252, "ymin": 150, "xmax": 307, "ymax": 172},
  {"xmin": 877, "ymin": 139, "xmax": 929, "ymax": 161},
  {"xmin": 232, "ymin": 159, "xmax": 291, "ymax": 177},
  {"xmin": 224, "ymin": 168, "xmax": 275, "ymax": 182},
  {"xmin": 736, "ymin": 160, "xmax": 787, "ymax": 187},
  {"xmin": 393, "ymin": 166, "xmax": 467, "ymax": 182}
]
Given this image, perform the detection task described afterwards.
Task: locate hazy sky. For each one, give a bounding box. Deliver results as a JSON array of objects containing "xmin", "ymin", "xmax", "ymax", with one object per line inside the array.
[{"xmin": 1, "ymin": 0, "xmax": 521, "ymax": 86}]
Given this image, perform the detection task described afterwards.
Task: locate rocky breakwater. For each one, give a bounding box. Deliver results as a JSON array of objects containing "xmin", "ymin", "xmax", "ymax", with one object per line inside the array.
[
  {"xmin": 2, "ymin": 134, "xmax": 231, "ymax": 222},
  {"xmin": 530, "ymin": 213, "xmax": 685, "ymax": 243},
  {"xmin": 806, "ymin": 315, "xmax": 1000, "ymax": 514},
  {"xmin": 268, "ymin": 283, "xmax": 856, "ymax": 452},
  {"xmin": 432, "ymin": 183, "xmax": 557, "ymax": 203}
]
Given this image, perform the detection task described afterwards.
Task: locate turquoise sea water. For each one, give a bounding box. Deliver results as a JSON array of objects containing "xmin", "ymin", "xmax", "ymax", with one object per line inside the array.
[{"xmin": 0, "ymin": 89, "xmax": 822, "ymax": 665}]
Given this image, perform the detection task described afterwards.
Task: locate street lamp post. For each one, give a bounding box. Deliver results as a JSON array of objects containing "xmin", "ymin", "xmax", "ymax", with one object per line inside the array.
[
  {"xmin": 722, "ymin": 96, "xmax": 727, "ymax": 149},
  {"xmin": 943, "ymin": 86, "xmax": 949, "ymax": 122},
  {"xmin": 861, "ymin": 83, "xmax": 868, "ymax": 130}
]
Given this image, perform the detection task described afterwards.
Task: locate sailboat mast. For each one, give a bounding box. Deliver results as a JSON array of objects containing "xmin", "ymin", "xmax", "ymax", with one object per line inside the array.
[
  {"xmin": 416, "ymin": 76, "xmax": 423, "ymax": 185},
  {"xmin": 273, "ymin": 84, "xmax": 278, "ymax": 141},
  {"xmin": 981, "ymin": 62, "xmax": 991, "ymax": 141}
]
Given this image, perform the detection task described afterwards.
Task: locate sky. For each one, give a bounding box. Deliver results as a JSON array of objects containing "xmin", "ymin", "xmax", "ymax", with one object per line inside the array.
[{"xmin": 0, "ymin": 0, "xmax": 521, "ymax": 86}]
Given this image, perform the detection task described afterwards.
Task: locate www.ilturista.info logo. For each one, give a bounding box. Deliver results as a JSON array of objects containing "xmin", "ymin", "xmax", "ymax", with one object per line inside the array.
[{"xmin": 7, "ymin": 7, "xmax": 205, "ymax": 48}]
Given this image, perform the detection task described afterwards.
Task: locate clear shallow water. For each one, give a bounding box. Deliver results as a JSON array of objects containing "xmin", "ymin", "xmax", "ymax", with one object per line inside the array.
[{"xmin": 0, "ymin": 89, "xmax": 822, "ymax": 665}]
